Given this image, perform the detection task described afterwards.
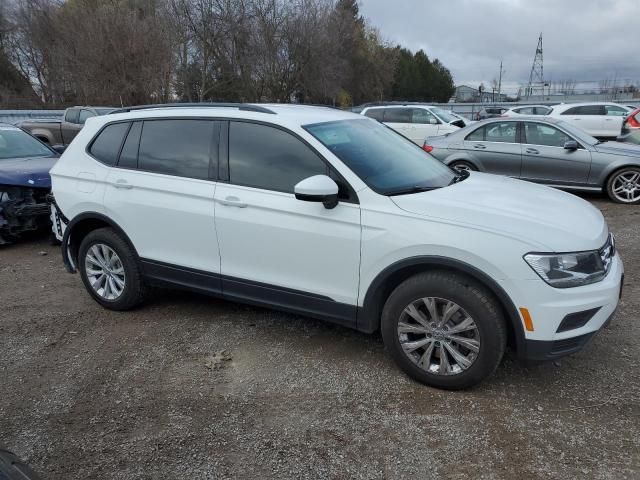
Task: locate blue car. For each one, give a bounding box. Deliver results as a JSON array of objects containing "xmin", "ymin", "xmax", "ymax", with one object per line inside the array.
[{"xmin": 0, "ymin": 123, "xmax": 59, "ymax": 244}]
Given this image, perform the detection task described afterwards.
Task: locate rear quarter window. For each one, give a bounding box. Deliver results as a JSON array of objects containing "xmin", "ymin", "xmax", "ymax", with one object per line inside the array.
[
  {"xmin": 364, "ymin": 109, "xmax": 384, "ymax": 121},
  {"xmin": 89, "ymin": 122, "xmax": 130, "ymax": 166}
]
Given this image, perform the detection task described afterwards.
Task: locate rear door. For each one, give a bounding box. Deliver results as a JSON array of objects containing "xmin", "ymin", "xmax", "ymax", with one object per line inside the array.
[
  {"xmin": 603, "ymin": 105, "xmax": 628, "ymax": 137},
  {"xmin": 463, "ymin": 121, "xmax": 522, "ymax": 177},
  {"xmin": 560, "ymin": 105, "xmax": 605, "ymax": 136},
  {"xmin": 520, "ymin": 121, "xmax": 591, "ymax": 185},
  {"xmin": 102, "ymin": 118, "xmax": 221, "ymax": 279}
]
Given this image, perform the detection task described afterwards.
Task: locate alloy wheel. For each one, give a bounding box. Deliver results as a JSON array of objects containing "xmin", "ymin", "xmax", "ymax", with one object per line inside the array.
[
  {"xmin": 397, "ymin": 297, "xmax": 480, "ymax": 376},
  {"xmin": 611, "ymin": 171, "xmax": 640, "ymax": 203},
  {"xmin": 85, "ymin": 243, "xmax": 126, "ymax": 300}
]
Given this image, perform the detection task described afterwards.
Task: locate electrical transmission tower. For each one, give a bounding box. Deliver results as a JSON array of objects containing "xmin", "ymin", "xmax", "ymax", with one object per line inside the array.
[{"xmin": 526, "ymin": 33, "xmax": 545, "ymax": 98}]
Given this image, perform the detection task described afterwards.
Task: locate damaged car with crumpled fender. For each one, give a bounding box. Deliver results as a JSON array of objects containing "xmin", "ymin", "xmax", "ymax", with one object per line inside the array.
[{"xmin": 0, "ymin": 123, "xmax": 59, "ymax": 244}]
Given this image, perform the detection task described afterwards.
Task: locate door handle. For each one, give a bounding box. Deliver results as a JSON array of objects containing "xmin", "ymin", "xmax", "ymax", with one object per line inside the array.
[
  {"xmin": 217, "ymin": 196, "xmax": 247, "ymax": 208},
  {"xmin": 113, "ymin": 179, "xmax": 133, "ymax": 189},
  {"xmin": 526, "ymin": 148, "xmax": 539, "ymax": 154},
  {"xmin": 473, "ymin": 144, "xmax": 486, "ymax": 149}
]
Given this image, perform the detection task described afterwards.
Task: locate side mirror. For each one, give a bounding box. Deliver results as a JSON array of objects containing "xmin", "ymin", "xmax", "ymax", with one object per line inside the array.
[
  {"xmin": 294, "ymin": 175, "xmax": 339, "ymax": 209},
  {"xmin": 564, "ymin": 140, "xmax": 578, "ymax": 150},
  {"xmin": 51, "ymin": 144, "xmax": 67, "ymax": 154},
  {"xmin": 429, "ymin": 118, "xmax": 439, "ymax": 125}
]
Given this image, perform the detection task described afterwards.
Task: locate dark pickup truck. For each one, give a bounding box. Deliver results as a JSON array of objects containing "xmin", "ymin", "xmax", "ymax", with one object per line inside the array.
[{"xmin": 17, "ymin": 106, "xmax": 115, "ymax": 146}]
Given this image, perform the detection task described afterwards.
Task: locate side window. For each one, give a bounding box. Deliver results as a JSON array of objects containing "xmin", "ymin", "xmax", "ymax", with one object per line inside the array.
[
  {"xmin": 465, "ymin": 126, "xmax": 485, "ymax": 141},
  {"xmin": 535, "ymin": 106, "xmax": 551, "ymax": 115},
  {"xmin": 118, "ymin": 121, "xmax": 141, "ymax": 168},
  {"xmin": 65, "ymin": 108, "xmax": 80, "ymax": 124},
  {"xmin": 564, "ymin": 105, "xmax": 604, "ymax": 115},
  {"xmin": 383, "ymin": 108, "xmax": 412, "ymax": 123},
  {"xmin": 364, "ymin": 109, "xmax": 384, "ymax": 121},
  {"xmin": 138, "ymin": 120, "xmax": 216, "ymax": 179},
  {"xmin": 78, "ymin": 109, "xmax": 94, "ymax": 125},
  {"xmin": 518, "ymin": 107, "xmax": 534, "ymax": 115},
  {"xmin": 411, "ymin": 109, "xmax": 438, "ymax": 124},
  {"xmin": 524, "ymin": 122, "xmax": 571, "ymax": 147},
  {"xmin": 605, "ymin": 105, "xmax": 628, "ymax": 116},
  {"xmin": 485, "ymin": 122, "xmax": 517, "ymax": 143},
  {"xmin": 89, "ymin": 122, "xmax": 130, "ymax": 166},
  {"xmin": 229, "ymin": 121, "xmax": 328, "ymax": 193}
]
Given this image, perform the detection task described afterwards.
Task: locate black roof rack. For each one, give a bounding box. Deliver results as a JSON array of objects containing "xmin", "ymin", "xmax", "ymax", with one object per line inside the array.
[{"xmin": 110, "ymin": 102, "xmax": 276, "ymax": 115}]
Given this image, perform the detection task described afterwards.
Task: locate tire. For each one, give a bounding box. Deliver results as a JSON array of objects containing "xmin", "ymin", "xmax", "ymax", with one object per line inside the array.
[
  {"xmin": 381, "ymin": 271, "xmax": 506, "ymax": 390},
  {"xmin": 78, "ymin": 227, "xmax": 146, "ymax": 310},
  {"xmin": 606, "ymin": 167, "xmax": 640, "ymax": 204},
  {"xmin": 450, "ymin": 160, "xmax": 477, "ymax": 172}
]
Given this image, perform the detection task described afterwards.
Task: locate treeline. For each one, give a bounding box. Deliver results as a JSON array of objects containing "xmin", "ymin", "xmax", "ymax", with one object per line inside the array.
[{"xmin": 0, "ymin": 0, "xmax": 455, "ymax": 108}]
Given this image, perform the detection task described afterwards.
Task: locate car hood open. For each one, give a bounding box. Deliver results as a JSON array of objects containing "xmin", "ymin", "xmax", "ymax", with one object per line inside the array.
[
  {"xmin": 0, "ymin": 155, "xmax": 57, "ymax": 188},
  {"xmin": 390, "ymin": 172, "xmax": 608, "ymax": 252}
]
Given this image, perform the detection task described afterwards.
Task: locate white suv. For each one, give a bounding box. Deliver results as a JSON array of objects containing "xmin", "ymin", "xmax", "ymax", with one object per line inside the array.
[
  {"xmin": 50, "ymin": 103, "xmax": 623, "ymax": 390},
  {"xmin": 547, "ymin": 102, "xmax": 632, "ymax": 138},
  {"xmin": 361, "ymin": 105, "xmax": 462, "ymax": 145}
]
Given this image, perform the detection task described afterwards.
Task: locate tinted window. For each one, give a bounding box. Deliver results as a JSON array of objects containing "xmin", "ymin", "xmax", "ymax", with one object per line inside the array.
[
  {"xmin": 466, "ymin": 126, "xmax": 485, "ymax": 141},
  {"xmin": 516, "ymin": 107, "xmax": 534, "ymax": 115},
  {"xmin": 605, "ymin": 105, "xmax": 627, "ymax": 116},
  {"xmin": 89, "ymin": 122, "xmax": 130, "ymax": 165},
  {"xmin": 383, "ymin": 108, "xmax": 412, "ymax": 123},
  {"xmin": 138, "ymin": 120, "xmax": 215, "ymax": 179},
  {"xmin": 534, "ymin": 106, "xmax": 551, "ymax": 115},
  {"xmin": 411, "ymin": 108, "xmax": 438, "ymax": 124},
  {"xmin": 305, "ymin": 119, "xmax": 455, "ymax": 195},
  {"xmin": 364, "ymin": 109, "xmax": 384, "ymax": 121},
  {"xmin": 485, "ymin": 122, "xmax": 517, "ymax": 143},
  {"xmin": 118, "ymin": 121, "xmax": 141, "ymax": 168},
  {"xmin": 65, "ymin": 108, "xmax": 80, "ymax": 123},
  {"xmin": 78, "ymin": 109, "xmax": 94, "ymax": 125},
  {"xmin": 563, "ymin": 105, "xmax": 604, "ymax": 115},
  {"xmin": 524, "ymin": 122, "xmax": 571, "ymax": 147},
  {"xmin": 229, "ymin": 122, "xmax": 328, "ymax": 193}
]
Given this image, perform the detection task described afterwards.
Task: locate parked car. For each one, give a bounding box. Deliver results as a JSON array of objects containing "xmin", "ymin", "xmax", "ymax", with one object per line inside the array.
[
  {"xmin": 17, "ymin": 106, "xmax": 115, "ymax": 146},
  {"xmin": 424, "ymin": 116, "xmax": 640, "ymax": 204},
  {"xmin": 361, "ymin": 105, "xmax": 462, "ymax": 144},
  {"xmin": 474, "ymin": 107, "xmax": 508, "ymax": 121},
  {"xmin": 50, "ymin": 103, "xmax": 622, "ymax": 390},
  {"xmin": 617, "ymin": 107, "xmax": 640, "ymax": 144},
  {"xmin": 0, "ymin": 123, "xmax": 59, "ymax": 244},
  {"xmin": 446, "ymin": 111, "xmax": 475, "ymax": 126},
  {"xmin": 546, "ymin": 102, "xmax": 632, "ymax": 138},
  {"xmin": 501, "ymin": 105, "xmax": 552, "ymax": 117}
]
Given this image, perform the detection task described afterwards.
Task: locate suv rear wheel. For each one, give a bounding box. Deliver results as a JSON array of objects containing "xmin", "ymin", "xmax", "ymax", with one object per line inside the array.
[
  {"xmin": 78, "ymin": 227, "xmax": 146, "ymax": 310},
  {"xmin": 381, "ymin": 271, "xmax": 506, "ymax": 390}
]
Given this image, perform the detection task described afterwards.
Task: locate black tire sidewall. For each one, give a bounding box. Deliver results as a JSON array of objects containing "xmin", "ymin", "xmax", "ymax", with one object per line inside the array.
[
  {"xmin": 78, "ymin": 228, "xmax": 143, "ymax": 310},
  {"xmin": 381, "ymin": 272, "xmax": 506, "ymax": 390},
  {"xmin": 450, "ymin": 160, "xmax": 477, "ymax": 172},
  {"xmin": 606, "ymin": 167, "xmax": 640, "ymax": 204}
]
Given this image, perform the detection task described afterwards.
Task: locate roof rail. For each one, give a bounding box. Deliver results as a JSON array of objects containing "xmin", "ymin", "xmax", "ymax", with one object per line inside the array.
[{"xmin": 110, "ymin": 102, "xmax": 276, "ymax": 115}]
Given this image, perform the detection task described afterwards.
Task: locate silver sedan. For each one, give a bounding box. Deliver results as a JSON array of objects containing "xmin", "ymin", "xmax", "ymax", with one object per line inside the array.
[{"xmin": 425, "ymin": 117, "xmax": 640, "ymax": 204}]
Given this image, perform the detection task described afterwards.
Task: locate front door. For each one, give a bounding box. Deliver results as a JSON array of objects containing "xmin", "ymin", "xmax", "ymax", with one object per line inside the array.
[
  {"xmin": 214, "ymin": 121, "xmax": 361, "ymax": 321},
  {"xmin": 410, "ymin": 108, "xmax": 440, "ymax": 144},
  {"xmin": 520, "ymin": 122, "xmax": 591, "ymax": 185},
  {"xmin": 382, "ymin": 107, "xmax": 416, "ymax": 143}
]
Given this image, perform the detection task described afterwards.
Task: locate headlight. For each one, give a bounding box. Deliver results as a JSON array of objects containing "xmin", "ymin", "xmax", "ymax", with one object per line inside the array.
[{"xmin": 524, "ymin": 250, "xmax": 606, "ymax": 288}]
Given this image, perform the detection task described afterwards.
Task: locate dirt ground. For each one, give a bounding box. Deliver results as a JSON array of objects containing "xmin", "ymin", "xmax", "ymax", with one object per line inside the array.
[{"xmin": 1, "ymin": 193, "xmax": 639, "ymax": 480}]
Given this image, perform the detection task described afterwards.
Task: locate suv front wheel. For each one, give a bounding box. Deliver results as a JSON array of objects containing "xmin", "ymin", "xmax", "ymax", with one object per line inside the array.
[
  {"xmin": 78, "ymin": 227, "xmax": 146, "ymax": 310},
  {"xmin": 381, "ymin": 271, "xmax": 506, "ymax": 390}
]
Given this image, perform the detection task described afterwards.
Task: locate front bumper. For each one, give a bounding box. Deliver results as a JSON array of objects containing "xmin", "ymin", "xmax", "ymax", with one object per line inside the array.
[{"xmin": 500, "ymin": 254, "xmax": 624, "ymax": 362}]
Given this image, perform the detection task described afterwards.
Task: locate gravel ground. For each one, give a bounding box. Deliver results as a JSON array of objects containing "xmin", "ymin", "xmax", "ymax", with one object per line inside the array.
[{"xmin": 1, "ymin": 194, "xmax": 639, "ymax": 479}]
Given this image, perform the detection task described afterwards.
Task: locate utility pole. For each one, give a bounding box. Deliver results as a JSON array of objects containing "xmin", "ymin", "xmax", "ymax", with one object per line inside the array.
[{"xmin": 497, "ymin": 60, "xmax": 505, "ymax": 101}]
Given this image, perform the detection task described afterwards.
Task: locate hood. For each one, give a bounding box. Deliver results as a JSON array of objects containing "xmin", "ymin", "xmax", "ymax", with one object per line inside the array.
[
  {"xmin": 593, "ymin": 141, "xmax": 640, "ymax": 157},
  {"xmin": 0, "ymin": 155, "xmax": 58, "ymax": 188},
  {"xmin": 391, "ymin": 172, "xmax": 607, "ymax": 252}
]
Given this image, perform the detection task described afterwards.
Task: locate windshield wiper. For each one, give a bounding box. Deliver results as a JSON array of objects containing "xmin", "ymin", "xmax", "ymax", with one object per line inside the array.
[
  {"xmin": 449, "ymin": 169, "xmax": 470, "ymax": 185},
  {"xmin": 385, "ymin": 185, "xmax": 438, "ymax": 196}
]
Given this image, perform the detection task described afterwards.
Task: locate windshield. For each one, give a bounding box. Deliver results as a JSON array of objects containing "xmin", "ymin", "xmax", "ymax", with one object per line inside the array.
[
  {"xmin": 95, "ymin": 108, "xmax": 116, "ymax": 115},
  {"xmin": 432, "ymin": 108, "xmax": 458, "ymax": 123},
  {"xmin": 0, "ymin": 127, "xmax": 53, "ymax": 159},
  {"xmin": 556, "ymin": 120, "xmax": 599, "ymax": 146},
  {"xmin": 305, "ymin": 118, "xmax": 455, "ymax": 195}
]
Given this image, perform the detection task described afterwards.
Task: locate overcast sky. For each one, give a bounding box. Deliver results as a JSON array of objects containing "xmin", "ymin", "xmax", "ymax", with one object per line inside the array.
[{"xmin": 359, "ymin": 0, "xmax": 639, "ymax": 94}]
